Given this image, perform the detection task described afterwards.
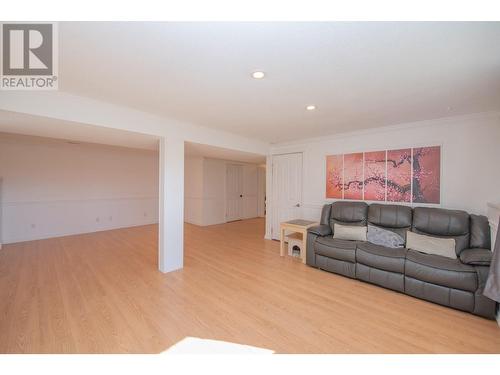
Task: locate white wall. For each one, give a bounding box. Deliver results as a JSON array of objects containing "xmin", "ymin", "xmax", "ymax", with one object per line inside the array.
[
  {"xmin": 203, "ymin": 158, "xmax": 227, "ymax": 225},
  {"xmin": 267, "ymin": 112, "xmax": 500, "ymax": 235},
  {"xmin": 184, "ymin": 156, "xmax": 264, "ymax": 226},
  {"xmin": 0, "ymin": 133, "xmax": 159, "ymax": 243},
  {"xmin": 184, "ymin": 156, "xmax": 205, "ymax": 226}
]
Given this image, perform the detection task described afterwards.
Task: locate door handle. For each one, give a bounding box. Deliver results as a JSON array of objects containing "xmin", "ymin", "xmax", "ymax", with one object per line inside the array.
[{"xmin": 295, "ymin": 203, "xmax": 300, "ymax": 207}]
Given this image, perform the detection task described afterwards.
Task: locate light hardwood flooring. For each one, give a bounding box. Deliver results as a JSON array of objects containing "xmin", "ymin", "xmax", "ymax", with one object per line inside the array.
[{"xmin": 0, "ymin": 218, "xmax": 499, "ymax": 353}]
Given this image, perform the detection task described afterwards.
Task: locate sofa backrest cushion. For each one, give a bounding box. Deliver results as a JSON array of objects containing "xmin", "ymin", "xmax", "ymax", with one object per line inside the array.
[
  {"xmin": 470, "ymin": 214, "xmax": 491, "ymax": 250},
  {"xmin": 412, "ymin": 207, "xmax": 470, "ymax": 255},
  {"xmin": 368, "ymin": 203, "xmax": 412, "ymax": 239},
  {"xmin": 330, "ymin": 201, "xmax": 368, "ymax": 232}
]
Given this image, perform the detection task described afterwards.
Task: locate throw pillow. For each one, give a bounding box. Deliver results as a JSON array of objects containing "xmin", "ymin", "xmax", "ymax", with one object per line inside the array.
[
  {"xmin": 406, "ymin": 231, "xmax": 457, "ymax": 259},
  {"xmin": 333, "ymin": 224, "xmax": 367, "ymax": 241},
  {"xmin": 367, "ymin": 225, "xmax": 405, "ymax": 248}
]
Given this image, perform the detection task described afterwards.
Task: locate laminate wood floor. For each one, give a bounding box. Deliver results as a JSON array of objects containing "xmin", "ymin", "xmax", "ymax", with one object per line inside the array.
[{"xmin": 0, "ymin": 218, "xmax": 499, "ymax": 353}]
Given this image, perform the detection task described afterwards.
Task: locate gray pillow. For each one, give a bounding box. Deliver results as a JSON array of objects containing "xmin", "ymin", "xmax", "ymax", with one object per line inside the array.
[{"xmin": 367, "ymin": 225, "xmax": 405, "ymax": 248}]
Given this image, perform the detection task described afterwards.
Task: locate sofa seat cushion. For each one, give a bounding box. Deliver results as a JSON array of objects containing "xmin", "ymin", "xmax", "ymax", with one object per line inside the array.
[
  {"xmin": 316, "ymin": 255, "xmax": 356, "ymax": 278},
  {"xmin": 405, "ymin": 250, "xmax": 477, "ymax": 292},
  {"xmin": 357, "ymin": 242, "xmax": 407, "ymax": 273},
  {"xmin": 314, "ymin": 236, "xmax": 358, "ymax": 263}
]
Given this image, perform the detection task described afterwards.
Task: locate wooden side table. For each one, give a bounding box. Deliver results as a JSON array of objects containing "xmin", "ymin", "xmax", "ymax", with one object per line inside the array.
[{"xmin": 280, "ymin": 219, "xmax": 318, "ymax": 264}]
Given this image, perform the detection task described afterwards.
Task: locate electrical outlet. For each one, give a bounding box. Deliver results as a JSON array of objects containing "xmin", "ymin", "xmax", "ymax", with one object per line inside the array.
[
  {"xmin": 31, "ymin": 223, "xmax": 36, "ymax": 229},
  {"xmin": 109, "ymin": 216, "xmax": 113, "ymax": 221},
  {"xmin": 96, "ymin": 217, "xmax": 100, "ymax": 222}
]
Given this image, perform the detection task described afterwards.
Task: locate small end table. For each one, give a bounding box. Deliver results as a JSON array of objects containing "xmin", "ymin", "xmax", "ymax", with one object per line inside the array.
[{"xmin": 280, "ymin": 219, "xmax": 318, "ymax": 264}]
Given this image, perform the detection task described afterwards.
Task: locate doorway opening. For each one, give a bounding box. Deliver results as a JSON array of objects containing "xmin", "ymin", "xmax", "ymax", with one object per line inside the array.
[{"xmin": 184, "ymin": 141, "xmax": 266, "ymax": 235}]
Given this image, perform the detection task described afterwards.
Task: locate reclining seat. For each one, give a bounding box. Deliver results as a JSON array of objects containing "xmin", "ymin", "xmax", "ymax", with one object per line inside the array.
[
  {"xmin": 404, "ymin": 207, "xmax": 496, "ymax": 318},
  {"xmin": 307, "ymin": 201, "xmax": 368, "ymax": 278},
  {"xmin": 355, "ymin": 204, "xmax": 412, "ymax": 292}
]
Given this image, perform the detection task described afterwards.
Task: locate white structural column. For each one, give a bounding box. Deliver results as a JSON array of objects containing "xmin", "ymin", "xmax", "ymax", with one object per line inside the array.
[{"xmin": 158, "ymin": 136, "xmax": 185, "ymax": 273}]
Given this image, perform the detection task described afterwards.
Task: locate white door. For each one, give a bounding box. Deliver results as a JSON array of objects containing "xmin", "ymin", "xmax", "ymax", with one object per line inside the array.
[
  {"xmin": 242, "ymin": 165, "xmax": 258, "ymax": 219},
  {"xmin": 271, "ymin": 153, "xmax": 303, "ymax": 240},
  {"xmin": 226, "ymin": 164, "xmax": 243, "ymax": 222}
]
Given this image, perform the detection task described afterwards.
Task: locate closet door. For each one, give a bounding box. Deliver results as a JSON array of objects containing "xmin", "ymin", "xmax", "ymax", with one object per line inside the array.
[
  {"xmin": 271, "ymin": 153, "xmax": 303, "ymax": 240},
  {"xmin": 242, "ymin": 165, "xmax": 258, "ymax": 219},
  {"xmin": 225, "ymin": 164, "xmax": 243, "ymax": 222}
]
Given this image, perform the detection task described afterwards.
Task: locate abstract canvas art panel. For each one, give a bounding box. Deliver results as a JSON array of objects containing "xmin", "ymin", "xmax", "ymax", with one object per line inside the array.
[
  {"xmin": 412, "ymin": 146, "xmax": 441, "ymax": 203},
  {"xmin": 386, "ymin": 148, "xmax": 412, "ymax": 202},
  {"xmin": 326, "ymin": 154, "xmax": 343, "ymax": 199},
  {"xmin": 364, "ymin": 150, "xmax": 386, "ymax": 201},
  {"xmin": 343, "ymin": 153, "xmax": 363, "ymax": 200}
]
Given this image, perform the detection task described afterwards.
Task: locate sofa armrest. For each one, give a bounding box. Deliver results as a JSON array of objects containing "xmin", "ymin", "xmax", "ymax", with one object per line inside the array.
[
  {"xmin": 308, "ymin": 224, "xmax": 332, "ymax": 237},
  {"xmin": 459, "ymin": 248, "xmax": 492, "ymax": 266}
]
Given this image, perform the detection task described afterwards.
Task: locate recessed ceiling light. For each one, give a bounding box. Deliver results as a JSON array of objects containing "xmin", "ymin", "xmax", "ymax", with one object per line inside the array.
[
  {"xmin": 252, "ymin": 71, "xmax": 265, "ymax": 79},
  {"xmin": 306, "ymin": 105, "xmax": 316, "ymax": 111}
]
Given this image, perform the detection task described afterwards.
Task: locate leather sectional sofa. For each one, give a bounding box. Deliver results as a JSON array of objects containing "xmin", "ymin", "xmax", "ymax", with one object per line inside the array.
[{"xmin": 306, "ymin": 201, "xmax": 497, "ymax": 319}]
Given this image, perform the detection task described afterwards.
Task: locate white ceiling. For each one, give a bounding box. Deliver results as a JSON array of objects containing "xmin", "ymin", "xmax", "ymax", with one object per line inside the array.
[
  {"xmin": 58, "ymin": 22, "xmax": 500, "ymax": 143},
  {"xmin": 0, "ymin": 110, "xmax": 159, "ymax": 150}
]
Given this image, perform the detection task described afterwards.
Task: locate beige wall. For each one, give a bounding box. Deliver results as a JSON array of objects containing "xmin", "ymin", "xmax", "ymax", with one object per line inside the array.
[{"xmin": 0, "ymin": 133, "xmax": 159, "ymax": 243}]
